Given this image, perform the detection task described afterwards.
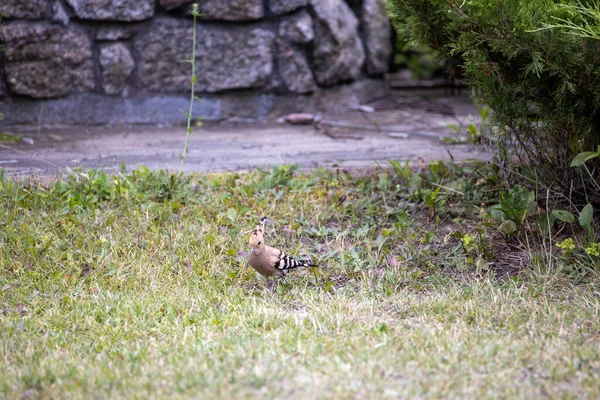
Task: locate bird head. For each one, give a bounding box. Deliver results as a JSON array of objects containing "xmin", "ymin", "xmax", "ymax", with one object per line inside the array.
[{"xmin": 248, "ymin": 224, "xmax": 265, "ymax": 248}]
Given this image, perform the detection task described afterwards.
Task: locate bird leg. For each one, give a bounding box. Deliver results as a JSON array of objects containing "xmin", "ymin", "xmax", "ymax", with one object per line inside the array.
[
  {"xmin": 266, "ymin": 276, "xmax": 284, "ymax": 293},
  {"xmin": 265, "ymin": 276, "xmax": 278, "ymax": 293}
]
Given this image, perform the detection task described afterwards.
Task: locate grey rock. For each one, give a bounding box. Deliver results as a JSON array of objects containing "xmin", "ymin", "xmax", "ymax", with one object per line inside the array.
[
  {"xmin": 14, "ymin": 93, "xmax": 125, "ymax": 125},
  {"xmin": 256, "ymin": 95, "xmax": 275, "ymax": 119},
  {"xmin": 277, "ymin": 41, "xmax": 316, "ymax": 94},
  {"xmin": 300, "ymin": 78, "xmax": 388, "ymax": 114},
  {"xmin": 361, "ymin": 0, "xmax": 392, "ymax": 75},
  {"xmin": 159, "ymin": 0, "xmax": 193, "ymax": 10},
  {"xmin": 268, "ymin": 0, "xmax": 307, "ymax": 15},
  {"xmin": 100, "ymin": 43, "xmax": 135, "ymax": 95},
  {"xmin": 263, "ymin": 66, "xmax": 284, "ymax": 93},
  {"xmin": 65, "ymin": 0, "xmax": 154, "ymax": 21},
  {"xmin": 0, "ymin": 23, "xmax": 94, "ymax": 98},
  {"xmin": 1, "ymin": 0, "xmax": 47, "ymax": 19},
  {"xmin": 279, "ymin": 11, "xmax": 314, "ymax": 44},
  {"xmin": 124, "ymin": 96, "xmax": 222, "ymax": 124},
  {"xmin": 284, "ymin": 113, "xmax": 315, "ymax": 124},
  {"xmin": 51, "ymin": 2, "xmax": 70, "ymax": 26},
  {"xmin": 3, "ymin": 93, "xmax": 222, "ymax": 125},
  {"xmin": 310, "ymin": 0, "xmax": 365, "ymax": 86},
  {"xmin": 220, "ymin": 93, "xmax": 274, "ymax": 119},
  {"xmin": 136, "ymin": 19, "xmax": 274, "ymax": 93},
  {"xmin": 347, "ymin": 78, "xmax": 389, "ymax": 104},
  {"xmin": 196, "ymin": 0, "xmax": 263, "ymax": 21},
  {"xmin": 1, "ymin": 79, "xmax": 390, "ymax": 125},
  {"xmin": 96, "ymin": 27, "xmax": 135, "ymax": 40}
]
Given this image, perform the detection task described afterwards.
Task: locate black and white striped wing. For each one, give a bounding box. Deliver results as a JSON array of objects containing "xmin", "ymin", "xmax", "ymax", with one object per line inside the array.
[{"xmin": 274, "ymin": 249, "xmax": 311, "ymax": 275}]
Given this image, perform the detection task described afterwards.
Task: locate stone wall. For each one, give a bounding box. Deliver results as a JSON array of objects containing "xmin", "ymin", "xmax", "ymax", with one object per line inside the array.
[{"xmin": 0, "ymin": 0, "xmax": 392, "ymax": 125}]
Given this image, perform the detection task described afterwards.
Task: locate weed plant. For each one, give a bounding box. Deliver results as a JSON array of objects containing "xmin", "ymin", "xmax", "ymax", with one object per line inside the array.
[{"xmin": 179, "ymin": 4, "xmax": 201, "ymax": 173}]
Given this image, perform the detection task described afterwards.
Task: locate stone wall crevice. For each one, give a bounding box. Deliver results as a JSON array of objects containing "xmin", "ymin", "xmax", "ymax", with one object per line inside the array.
[
  {"xmin": 55, "ymin": 0, "xmax": 77, "ymax": 21},
  {"xmin": 0, "ymin": 51, "xmax": 6, "ymax": 99}
]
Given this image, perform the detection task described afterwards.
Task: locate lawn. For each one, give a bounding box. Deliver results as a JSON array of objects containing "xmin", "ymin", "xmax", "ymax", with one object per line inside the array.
[{"xmin": 1, "ymin": 163, "xmax": 599, "ymax": 399}]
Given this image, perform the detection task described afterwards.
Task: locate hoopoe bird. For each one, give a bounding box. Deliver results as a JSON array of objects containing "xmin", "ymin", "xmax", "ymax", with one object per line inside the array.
[{"xmin": 247, "ymin": 216, "xmax": 316, "ymax": 291}]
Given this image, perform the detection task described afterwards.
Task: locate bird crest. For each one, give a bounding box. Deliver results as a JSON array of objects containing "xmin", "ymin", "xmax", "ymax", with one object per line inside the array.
[{"xmin": 248, "ymin": 216, "xmax": 266, "ymax": 247}]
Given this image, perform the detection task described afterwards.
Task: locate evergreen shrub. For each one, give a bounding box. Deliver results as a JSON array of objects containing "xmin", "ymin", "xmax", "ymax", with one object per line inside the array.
[{"xmin": 386, "ymin": 0, "xmax": 600, "ymax": 204}]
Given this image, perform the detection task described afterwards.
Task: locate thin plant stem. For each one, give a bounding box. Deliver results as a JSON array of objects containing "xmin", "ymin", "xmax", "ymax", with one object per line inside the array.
[{"xmin": 179, "ymin": 4, "xmax": 200, "ymax": 174}]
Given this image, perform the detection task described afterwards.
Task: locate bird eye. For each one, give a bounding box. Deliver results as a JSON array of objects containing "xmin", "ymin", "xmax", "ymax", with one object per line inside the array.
[{"xmin": 258, "ymin": 241, "xmax": 261, "ymax": 245}]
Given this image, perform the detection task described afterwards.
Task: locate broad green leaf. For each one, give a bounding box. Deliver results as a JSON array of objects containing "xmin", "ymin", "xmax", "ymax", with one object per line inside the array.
[
  {"xmin": 570, "ymin": 151, "xmax": 599, "ymax": 167},
  {"xmin": 402, "ymin": 159, "xmax": 410, "ymax": 182},
  {"xmin": 552, "ymin": 209, "xmax": 575, "ymax": 223},
  {"xmin": 389, "ymin": 160, "xmax": 403, "ymax": 175},
  {"xmin": 226, "ymin": 248, "xmax": 237, "ymax": 257},
  {"xmin": 525, "ymin": 190, "xmax": 536, "ymax": 213},
  {"xmin": 499, "ymin": 220, "xmax": 516, "ymax": 235},
  {"xmin": 408, "ymin": 173, "xmax": 422, "ymax": 194},
  {"xmin": 490, "ymin": 208, "xmax": 507, "ymax": 221},
  {"xmin": 480, "ymin": 106, "xmax": 490, "ymax": 121},
  {"xmin": 578, "ymin": 203, "xmax": 593, "ymax": 228},
  {"xmin": 206, "ymin": 234, "xmax": 215, "ymax": 247},
  {"xmin": 226, "ymin": 208, "xmax": 236, "ymax": 221}
]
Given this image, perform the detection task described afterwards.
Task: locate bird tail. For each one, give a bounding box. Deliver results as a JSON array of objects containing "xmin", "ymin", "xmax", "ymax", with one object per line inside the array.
[
  {"xmin": 275, "ymin": 253, "xmax": 317, "ymax": 272},
  {"xmin": 294, "ymin": 259, "xmax": 317, "ymax": 269}
]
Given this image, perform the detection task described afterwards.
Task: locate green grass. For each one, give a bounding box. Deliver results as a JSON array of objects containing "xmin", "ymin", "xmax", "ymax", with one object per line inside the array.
[{"xmin": 1, "ymin": 164, "xmax": 599, "ymax": 399}]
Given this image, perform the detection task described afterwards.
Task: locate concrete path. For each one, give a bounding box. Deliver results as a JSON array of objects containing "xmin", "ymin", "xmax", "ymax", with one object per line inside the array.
[{"xmin": 0, "ymin": 92, "xmax": 491, "ymax": 176}]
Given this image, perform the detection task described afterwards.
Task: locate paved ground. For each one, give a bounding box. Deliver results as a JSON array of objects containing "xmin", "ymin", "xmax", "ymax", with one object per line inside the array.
[{"xmin": 0, "ymin": 91, "xmax": 491, "ymax": 176}]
